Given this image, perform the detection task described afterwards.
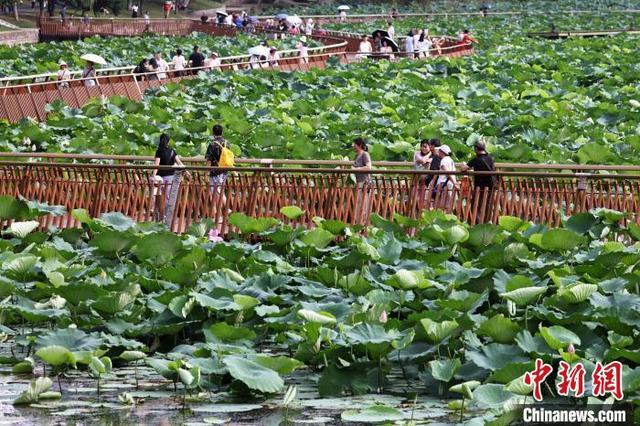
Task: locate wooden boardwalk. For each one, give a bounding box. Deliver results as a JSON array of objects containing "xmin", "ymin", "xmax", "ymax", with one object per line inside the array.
[{"xmin": 2, "ymin": 159, "xmax": 639, "ymax": 233}]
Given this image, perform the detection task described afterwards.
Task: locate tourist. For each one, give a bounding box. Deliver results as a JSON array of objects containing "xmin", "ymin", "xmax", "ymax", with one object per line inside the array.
[
  {"xmin": 278, "ymin": 19, "xmax": 289, "ymax": 33},
  {"xmin": 414, "ymin": 140, "xmax": 432, "ymax": 171},
  {"xmin": 390, "ymin": 8, "xmax": 399, "ymax": 19},
  {"xmin": 81, "ymin": 60, "xmax": 97, "ymax": 87},
  {"xmin": 60, "ymin": 4, "xmax": 66, "ymax": 22},
  {"xmin": 133, "ymin": 58, "xmax": 151, "ymax": 81},
  {"xmin": 339, "ymin": 9, "xmax": 347, "ymax": 23},
  {"xmin": 224, "ymin": 13, "xmax": 233, "ymax": 25},
  {"xmin": 163, "ymin": 1, "xmax": 172, "ymax": 19},
  {"xmin": 171, "ymin": 48, "xmax": 186, "ymax": 76},
  {"xmin": 131, "ymin": 3, "xmax": 139, "ymax": 18},
  {"xmin": 150, "ymin": 51, "xmax": 168, "ymax": 79},
  {"xmin": 413, "ymin": 30, "xmax": 421, "ymax": 58},
  {"xmin": 188, "ymin": 45, "xmax": 205, "ymax": 73},
  {"xmin": 358, "ymin": 35, "xmax": 372, "ymax": 59},
  {"xmin": 304, "ymin": 18, "xmax": 314, "ymax": 36},
  {"xmin": 206, "ymin": 124, "xmax": 229, "ymax": 189},
  {"xmin": 461, "ymin": 138, "xmax": 496, "ymax": 221},
  {"xmin": 417, "ymin": 30, "xmax": 433, "ymax": 58},
  {"xmin": 459, "ymin": 29, "xmax": 478, "ymax": 46},
  {"xmin": 267, "ymin": 47, "xmax": 280, "ymax": 67},
  {"xmin": 297, "ymin": 36, "xmax": 309, "ymax": 64},
  {"xmin": 436, "ymin": 144, "xmax": 457, "ymax": 206},
  {"xmin": 380, "ymin": 40, "xmax": 394, "ymax": 60},
  {"xmin": 461, "ymin": 138, "xmax": 496, "ymax": 190},
  {"xmin": 373, "ymin": 34, "xmax": 382, "ymax": 52},
  {"xmin": 404, "ymin": 30, "xmax": 414, "ymax": 59},
  {"xmin": 426, "ymin": 139, "xmax": 442, "ymax": 188},
  {"xmin": 144, "ymin": 11, "xmax": 150, "ymax": 29},
  {"xmin": 151, "ymin": 133, "xmax": 186, "ymax": 221},
  {"xmin": 387, "ymin": 21, "xmax": 395, "ymax": 40},
  {"xmin": 200, "ymin": 12, "xmax": 208, "ymax": 23},
  {"xmin": 56, "ymin": 61, "xmax": 71, "ymax": 88},
  {"xmin": 352, "ymin": 137, "xmax": 372, "ymax": 224},
  {"xmin": 82, "ymin": 12, "xmax": 90, "ymax": 25},
  {"xmin": 204, "ymin": 52, "xmax": 221, "ymax": 71}
]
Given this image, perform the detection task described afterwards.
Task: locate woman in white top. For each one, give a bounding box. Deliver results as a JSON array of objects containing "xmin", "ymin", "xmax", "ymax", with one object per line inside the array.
[
  {"xmin": 171, "ymin": 49, "xmax": 186, "ymax": 76},
  {"xmin": 387, "ymin": 22, "xmax": 395, "ymax": 40},
  {"xmin": 379, "ymin": 41, "xmax": 394, "ymax": 60},
  {"xmin": 204, "ymin": 52, "xmax": 221, "ymax": 71},
  {"xmin": 357, "ymin": 35, "xmax": 372, "ymax": 60},
  {"xmin": 417, "ymin": 30, "xmax": 433, "ymax": 58},
  {"xmin": 296, "ymin": 37, "xmax": 309, "ymax": 64},
  {"xmin": 304, "ymin": 18, "xmax": 314, "ymax": 36},
  {"xmin": 437, "ymin": 145, "xmax": 456, "ymax": 188},
  {"xmin": 57, "ymin": 61, "xmax": 71, "ymax": 87},
  {"xmin": 81, "ymin": 61, "xmax": 97, "ymax": 87}
]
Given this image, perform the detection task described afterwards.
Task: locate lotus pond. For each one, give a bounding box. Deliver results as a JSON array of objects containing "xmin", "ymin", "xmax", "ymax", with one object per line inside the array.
[
  {"xmin": 0, "ymin": 195, "xmax": 639, "ymax": 424},
  {"xmin": 2, "ymin": 11, "xmax": 639, "ymax": 165}
]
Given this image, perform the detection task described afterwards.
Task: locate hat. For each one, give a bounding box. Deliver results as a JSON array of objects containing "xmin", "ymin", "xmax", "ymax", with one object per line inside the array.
[
  {"xmin": 59, "ymin": 60, "xmax": 67, "ymax": 67},
  {"xmin": 300, "ymin": 36, "xmax": 307, "ymax": 42},
  {"xmin": 440, "ymin": 145, "xmax": 452, "ymax": 155},
  {"xmin": 474, "ymin": 139, "xmax": 486, "ymax": 150},
  {"xmin": 211, "ymin": 52, "xmax": 219, "ymax": 56}
]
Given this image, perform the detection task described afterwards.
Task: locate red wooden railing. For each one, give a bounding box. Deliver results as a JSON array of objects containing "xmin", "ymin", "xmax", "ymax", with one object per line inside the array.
[{"xmin": 1, "ymin": 161, "xmax": 639, "ymax": 233}]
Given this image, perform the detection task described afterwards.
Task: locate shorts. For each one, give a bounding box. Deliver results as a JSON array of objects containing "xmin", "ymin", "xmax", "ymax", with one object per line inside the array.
[{"xmin": 210, "ymin": 173, "xmax": 227, "ymax": 189}]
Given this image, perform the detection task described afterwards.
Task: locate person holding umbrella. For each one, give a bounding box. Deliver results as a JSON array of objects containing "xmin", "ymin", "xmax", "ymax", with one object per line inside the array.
[
  {"xmin": 80, "ymin": 53, "xmax": 106, "ymax": 87},
  {"xmin": 338, "ymin": 5, "xmax": 349, "ymax": 22}
]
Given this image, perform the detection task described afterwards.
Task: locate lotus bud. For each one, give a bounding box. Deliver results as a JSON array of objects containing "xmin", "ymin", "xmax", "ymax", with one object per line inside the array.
[
  {"xmin": 379, "ymin": 310, "xmax": 388, "ymax": 324},
  {"xmin": 567, "ymin": 344, "xmax": 575, "ymax": 355},
  {"xmin": 313, "ymin": 336, "xmax": 322, "ymax": 353}
]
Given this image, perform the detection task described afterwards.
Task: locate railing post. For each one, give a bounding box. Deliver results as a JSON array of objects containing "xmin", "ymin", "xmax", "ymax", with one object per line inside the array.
[{"xmin": 576, "ymin": 172, "xmax": 590, "ymax": 213}]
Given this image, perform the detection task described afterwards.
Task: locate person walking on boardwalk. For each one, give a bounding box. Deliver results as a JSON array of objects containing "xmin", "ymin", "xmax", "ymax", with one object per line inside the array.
[
  {"xmin": 387, "ymin": 21, "xmax": 395, "ymax": 40},
  {"xmin": 461, "ymin": 138, "xmax": 496, "ymax": 221},
  {"xmin": 352, "ymin": 137, "xmax": 372, "ymax": 224},
  {"xmin": 296, "ymin": 36, "xmax": 309, "ymax": 64},
  {"xmin": 171, "ymin": 48, "xmax": 186, "ymax": 76},
  {"xmin": 206, "ymin": 124, "xmax": 230, "ymax": 189},
  {"xmin": 151, "ymin": 133, "xmax": 187, "ymax": 221},
  {"xmin": 188, "ymin": 46, "xmax": 205, "ymax": 74},
  {"xmin": 404, "ymin": 30, "xmax": 414, "ymax": 59},
  {"xmin": 150, "ymin": 51, "xmax": 168, "ymax": 79}
]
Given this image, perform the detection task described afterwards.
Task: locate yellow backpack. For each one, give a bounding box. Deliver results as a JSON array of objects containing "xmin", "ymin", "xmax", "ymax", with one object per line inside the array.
[{"xmin": 215, "ymin": 141, "xmax": 235, "ymax": 168}]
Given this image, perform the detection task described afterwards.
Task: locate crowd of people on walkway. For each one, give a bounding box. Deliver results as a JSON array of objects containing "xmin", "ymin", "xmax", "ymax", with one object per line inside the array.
[{"xmin": 151, "ymin": 123, "xmax": 496, "ymax": 224}]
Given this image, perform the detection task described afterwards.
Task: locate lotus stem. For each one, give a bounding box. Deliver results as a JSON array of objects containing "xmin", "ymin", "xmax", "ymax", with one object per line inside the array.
[{"xmin": 460, "ymin": 396, "xmax": 465, "ymax": 422}]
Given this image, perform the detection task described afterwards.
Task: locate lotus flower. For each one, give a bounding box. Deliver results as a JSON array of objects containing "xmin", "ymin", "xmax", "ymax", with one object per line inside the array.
[
  {"xmin": 208, "ymin": 229, "xmax": 223, "ymax": 242},
  {"xmin": 567, "ymin": 344, "xmax": 575, "ymax": 354},
  {"xmin": 379, "ymin": 310, "xmax": 388, "ymax": 324}
]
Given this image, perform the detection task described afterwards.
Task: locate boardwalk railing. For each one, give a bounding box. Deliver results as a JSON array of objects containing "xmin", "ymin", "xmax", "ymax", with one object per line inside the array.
[{"xmin": 2, "ymin": 162, "xmax": 639, "ymax": 233}]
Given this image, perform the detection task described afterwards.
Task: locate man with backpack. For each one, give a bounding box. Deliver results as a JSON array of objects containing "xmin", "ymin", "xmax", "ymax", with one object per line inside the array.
[
  {"xmin": 462, "ymin": 138, "xmax": 496, "ymax": 222},
  {"xmin": 205, "ymin": 124, "xmax": 234, "ymax": 189}
]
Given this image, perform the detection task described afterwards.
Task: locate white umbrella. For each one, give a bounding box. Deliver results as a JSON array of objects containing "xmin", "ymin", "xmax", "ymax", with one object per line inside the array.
[
  {"xmin": 286, "ymin": 15, "xmax": 302, "ymax": 26},
  {"xmin": 216, "ymin": 10, "xmax": 228, "ymax": 17},
  {"xmin": 248, "ymin": 46, "xmax": 270, "ymax": 57},
  {"xmin": 80, "ymin": 53, "xmax": 106, "ymax": 65},
  {"xmin": 338, "ymin": 5, "xmax": 350, "ymax": 11}
]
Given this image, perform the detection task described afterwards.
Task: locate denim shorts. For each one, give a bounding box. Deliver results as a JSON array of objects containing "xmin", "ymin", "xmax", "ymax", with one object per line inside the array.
[{"xmin": 210, "ymin": 173, "xmax": 227, "ymax": 188}]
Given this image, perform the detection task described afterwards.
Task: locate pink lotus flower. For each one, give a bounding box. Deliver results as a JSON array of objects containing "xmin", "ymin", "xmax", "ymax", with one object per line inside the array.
[
  {"xmin": 567, "ymin": 344, "xmax": 575, "ymax": 354},
  {"xmin": 379, "ymin": 310, "xmax": 388, "ymax": 324},
  {"xmin": 208, "ymin": 229, "xmax": 223, "ymax": 243}
]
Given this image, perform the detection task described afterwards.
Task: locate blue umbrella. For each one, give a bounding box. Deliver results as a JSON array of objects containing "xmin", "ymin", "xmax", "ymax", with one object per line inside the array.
[{"xmin": 275, "ymin": 13, "xmax": 288, "ymax": 20}]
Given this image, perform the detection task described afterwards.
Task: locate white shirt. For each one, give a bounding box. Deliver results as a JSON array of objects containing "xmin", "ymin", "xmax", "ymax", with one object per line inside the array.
[
  {"xmin": 205, "ymin": 57, "xmax": 221, "ymax": 70},
  {"xmin": 267, "ymin": 52, "xmax": 280, "ymax": 66},
  {"xmin": 172, "ymin": 55, "xmax": 186, "ymax": 70},
  {"xmin": 144, "ymin": 14, "xmax": 150, "ymax": 24},
  {"xmin": 155, "ymin": 58, "xmax": 168, "ymax": 78},
  {"xmin": 413, "ymin": 34, "xmax": 421, "ymax": 51},
  {"xmin": 57, "ymin": 69, "xmax": 70, "ymax": 80},
  {"xmin": 304, "ymin": 22, "xmax": 314, "ymax": 35},
  {"xmin": 387, "ymin": 25, "xmax": 395, "ymax": 40},
  {"xmin": 359, "ymin": 41, "xmax": 372, "ymax": 53},
  {"xmin": 418, "ymin": 39, "xmax": 433, "ymax": 55},
  {"xmin": 224, "ymin": 15, "xmax": 233, "ymax": 25},
  {"xmin": 297, "ymin": 43, "xmax": 308, "ymax": 58},
  {"xmin": 405, "ymin": 37, "xmax": 414, "ymax": 53},
  {"xmin": 438, "ymin": 156, "xmax": 456, "ymax": 187}
]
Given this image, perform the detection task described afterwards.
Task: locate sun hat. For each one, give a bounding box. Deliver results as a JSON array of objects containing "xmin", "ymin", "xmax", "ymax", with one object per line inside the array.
[
  {"xmin": 211, "ymin": 52, "xmax": 218, "ymax": 56},
  {"xmin": 440, "ymin": 144, "xmax": 452, "ymax": 155},
  {"xmin": 59, "ymin": 60, "xmax": 67, "ymax": 67},
  {"xmin": 300, "ymin": 35, "xmax": 307, "ymax": 42}
]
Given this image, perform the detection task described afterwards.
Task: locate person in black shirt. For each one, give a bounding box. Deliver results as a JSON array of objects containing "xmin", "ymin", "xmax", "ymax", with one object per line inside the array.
[
  {"xmin": 426, "ymin": 138, "xmax": 441, "ymax": 188},
  {"xmin": 152, "ymin": 133, "xmax": 186, "ymax": 220},
  {"xmin": 462, "ymin": 138, "xmax": 495, "ymax": 189},
  {"xmin": 462, "ymin": 138, "xmax": 496, "ymax": 222},
  {"xmin": 188, "ymin": 46, "xmax": 205, "ymax": 74}
]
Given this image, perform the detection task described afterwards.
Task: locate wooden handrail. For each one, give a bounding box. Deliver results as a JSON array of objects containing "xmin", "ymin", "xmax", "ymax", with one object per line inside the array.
[
  {"xmin": 1, "ymin": 152, "xmax": 638, "ymax": 172},
  {"xmin": 2, "ymin": 161, "xmax": 640, "ymax": 233}
]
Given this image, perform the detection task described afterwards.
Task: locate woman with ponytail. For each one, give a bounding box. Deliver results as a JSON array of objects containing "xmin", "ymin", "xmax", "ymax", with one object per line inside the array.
[
  {"xmin": 152, "ymin": 133, "xmax": 186, "ymax": 221},
  {"xmin": 352, "ymin": 137, "xmax": 372, "ymax": 224}
]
